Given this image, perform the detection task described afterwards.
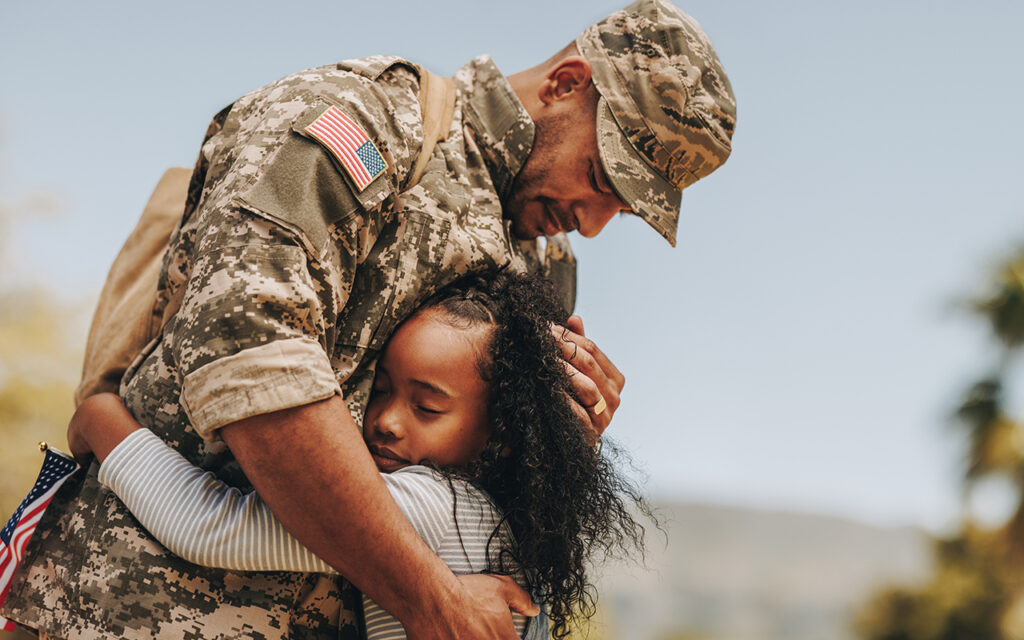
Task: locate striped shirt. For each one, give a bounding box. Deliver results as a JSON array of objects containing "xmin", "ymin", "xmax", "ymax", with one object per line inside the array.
[{"xmin": 98, "ymin": 429, "xmax": 539, "ymax": 640}]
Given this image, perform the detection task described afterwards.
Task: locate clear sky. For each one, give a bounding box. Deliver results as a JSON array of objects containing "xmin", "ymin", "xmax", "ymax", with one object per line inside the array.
[{"xmin": 2, "ymin": 0, "xmax": 1022, "ymax": 532}]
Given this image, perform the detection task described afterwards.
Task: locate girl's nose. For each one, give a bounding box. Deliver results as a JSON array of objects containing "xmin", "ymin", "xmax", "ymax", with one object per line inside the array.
[{"xmin": 370, "ymin": 401, "xmax": 404, "ymax": 440}]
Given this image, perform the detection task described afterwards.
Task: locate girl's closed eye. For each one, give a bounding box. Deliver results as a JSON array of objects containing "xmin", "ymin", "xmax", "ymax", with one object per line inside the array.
[
  {"xmin": 363, "ymin": 308, "xmax": 491, "ymax": 470},
  {"xmin": 371, "ymin": 373, "xmax": 391, "ymax": 397}
]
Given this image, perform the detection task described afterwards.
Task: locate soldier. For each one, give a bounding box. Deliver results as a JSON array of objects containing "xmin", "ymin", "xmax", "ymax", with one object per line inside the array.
[{"xmin": 0, "ymin": 0, "xmax": 735, "ymax": 639}]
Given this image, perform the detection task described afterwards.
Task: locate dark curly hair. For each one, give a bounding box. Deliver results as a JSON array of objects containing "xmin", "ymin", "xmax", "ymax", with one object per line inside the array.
[{"xmin": 421, "ymin": 271, "xmax": 652, "ymax": 639}]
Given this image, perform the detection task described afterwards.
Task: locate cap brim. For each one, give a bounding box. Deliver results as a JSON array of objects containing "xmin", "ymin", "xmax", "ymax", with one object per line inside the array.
[{"xmin": 596, "ymin": 97, "xmax": 681, "ymax": 247}]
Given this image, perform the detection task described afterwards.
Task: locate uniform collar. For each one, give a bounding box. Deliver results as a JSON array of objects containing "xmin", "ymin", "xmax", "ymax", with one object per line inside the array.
[{"xmin": 456, "ymin": 55, "xmax": 535, "ymax": 203}]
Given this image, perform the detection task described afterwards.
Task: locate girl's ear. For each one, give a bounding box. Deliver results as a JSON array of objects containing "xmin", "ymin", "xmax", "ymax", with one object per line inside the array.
[{"xmin": 499, "ymin": 445, "xmax": 513, "ymax": 459}]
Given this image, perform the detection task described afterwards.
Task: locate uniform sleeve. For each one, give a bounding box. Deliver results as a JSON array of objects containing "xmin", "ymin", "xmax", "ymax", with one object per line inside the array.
[
  {"xmin": 97, "ymin": 430, "xmax": 458, "ymax": 572},
  {"xmin": 169, "ymin": 234, "xmax": 339, "ymax": 438},
  {"xmin": 171, "ymin": 134, "xmax": 378, "ymax": 439},
  {"xmin": 170, "ymin": 65, "xmax": 422, "ymax": 439},
  {"xmin": 171, "ymin": 216, "xmax": 349, "ymax": 439}
]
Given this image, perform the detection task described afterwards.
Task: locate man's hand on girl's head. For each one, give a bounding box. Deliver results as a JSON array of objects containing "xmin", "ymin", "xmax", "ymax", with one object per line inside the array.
[{"xmin": 551, "ymin": 315, "xmax": 625, "ymax": 440}]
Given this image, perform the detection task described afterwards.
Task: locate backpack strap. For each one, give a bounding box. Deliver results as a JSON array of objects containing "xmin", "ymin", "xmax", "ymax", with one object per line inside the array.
[
  {"xmin": 74, "ymin": 167, "xmax": 192, "ymax": 405},
  {"xmin": 406, "ymin": 69, "xmax": 456, "ymax": 189}
]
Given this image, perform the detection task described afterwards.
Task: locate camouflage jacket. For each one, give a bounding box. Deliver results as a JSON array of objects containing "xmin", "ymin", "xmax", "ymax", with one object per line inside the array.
[{"xmin": 1, "ymin": 55, "xmax": 575, "ymax": 640}]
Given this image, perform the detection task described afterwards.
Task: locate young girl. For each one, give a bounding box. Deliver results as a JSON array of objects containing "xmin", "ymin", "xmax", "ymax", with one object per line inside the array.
[{"xmin": 68, "ymin": 272, "xmax": 650, "ymax": 640}]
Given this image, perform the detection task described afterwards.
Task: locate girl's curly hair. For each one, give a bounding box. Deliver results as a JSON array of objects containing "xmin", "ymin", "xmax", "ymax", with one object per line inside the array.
[{"xmin": 422, "ymin": 271, "xmax": 652, "ymax": 638}]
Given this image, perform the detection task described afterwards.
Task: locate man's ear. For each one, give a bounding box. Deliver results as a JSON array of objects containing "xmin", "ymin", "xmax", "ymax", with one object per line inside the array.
[{"xmin": 538, "ymin": 56, "xmax": 593, "ymax": 105}]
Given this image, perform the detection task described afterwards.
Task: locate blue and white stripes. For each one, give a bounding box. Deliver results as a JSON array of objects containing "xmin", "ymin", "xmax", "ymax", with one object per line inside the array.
[{"xmin": 99, "ymin": 429, "xmax": 529, "ymax": 639}]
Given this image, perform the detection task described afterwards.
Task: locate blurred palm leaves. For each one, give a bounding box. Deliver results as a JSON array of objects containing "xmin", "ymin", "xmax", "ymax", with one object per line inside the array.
[
  {"xmin": 855, "ymin": 524, "xmax": 1012, "ymax": 640},
  {"xmin": 955, "ymin": 251, "xmax": 1024, "ymax": 547},
  {"xmin": 858, "ymin": 245, "xmax": 1024, "ymax": 640},
  {"xmin": 978, "ymin": 256, "xmax": 1024, "ymax": 349}
]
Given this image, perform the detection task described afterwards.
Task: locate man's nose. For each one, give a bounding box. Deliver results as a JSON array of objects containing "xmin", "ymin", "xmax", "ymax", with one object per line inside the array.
[{"xmin": 574, "ymin": 199, "xmax": 620, "ymax": 237}]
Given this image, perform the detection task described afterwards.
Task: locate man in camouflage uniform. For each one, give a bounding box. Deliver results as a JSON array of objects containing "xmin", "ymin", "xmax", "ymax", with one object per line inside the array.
[{"xmin": 1, "ymin": 1, "xmax": 735, "ymax": 638}]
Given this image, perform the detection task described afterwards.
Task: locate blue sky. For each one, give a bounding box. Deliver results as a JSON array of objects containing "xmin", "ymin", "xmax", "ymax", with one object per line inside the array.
[{"xmin": 3, "ymin": 0, "xmax": 1023, "ymax": 531}]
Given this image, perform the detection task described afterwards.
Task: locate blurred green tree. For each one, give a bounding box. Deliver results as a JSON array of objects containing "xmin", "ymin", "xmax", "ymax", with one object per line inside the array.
[{"xmin": 856, "ymin": 247, "xmax": 1024, "ymax": 640}]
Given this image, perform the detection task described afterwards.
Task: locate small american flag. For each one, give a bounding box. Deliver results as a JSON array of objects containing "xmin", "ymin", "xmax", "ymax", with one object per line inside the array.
[
  {"xmin": 0, "ymin": 444, "xmax": 79, "ymax": 631},
  {"xmin": 305, "ymin": 106, "xmax": 387, "ymax": 191}
]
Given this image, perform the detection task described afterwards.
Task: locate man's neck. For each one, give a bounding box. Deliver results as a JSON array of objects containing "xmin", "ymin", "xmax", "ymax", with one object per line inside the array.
[{"xmin": 505, "ymin": 68, "xmax": 543, "ymax": 123}]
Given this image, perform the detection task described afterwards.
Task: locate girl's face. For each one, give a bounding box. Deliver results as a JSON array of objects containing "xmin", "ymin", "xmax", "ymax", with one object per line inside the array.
[{"xmin": 363, "ymin": 308, "xmax": 492, "ymax": 473}]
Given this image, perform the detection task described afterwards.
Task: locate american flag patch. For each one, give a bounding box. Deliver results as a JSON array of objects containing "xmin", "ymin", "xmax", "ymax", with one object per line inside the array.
[{"xmin": 305, "ymin": 106, "xmax": 387, "ymax": 191}]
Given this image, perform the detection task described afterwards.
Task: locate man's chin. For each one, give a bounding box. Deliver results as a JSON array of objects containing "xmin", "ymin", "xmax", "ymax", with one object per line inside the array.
[
  {"xmin": 506, "ymin": 207, "xmax": 545, "ymax": 240},
  {"xmin": 506, "ymin": 218, "xmax": 539, "ymax": 240},
  {"xmin": 511, "ymin": 225, "xmax": 542, "ymax": 240}
]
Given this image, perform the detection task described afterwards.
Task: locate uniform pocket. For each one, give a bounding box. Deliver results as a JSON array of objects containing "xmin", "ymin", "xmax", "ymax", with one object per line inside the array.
[{"xmin": 333, "ymin": 209, "xmax": 451, "ymax": 353}]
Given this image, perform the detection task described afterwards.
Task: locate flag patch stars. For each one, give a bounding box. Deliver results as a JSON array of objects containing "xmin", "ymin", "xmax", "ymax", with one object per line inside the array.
[
  {"xmin": 305, "ymin": 106, "xmax": 387, "ymax": 191},
  {"xmin": 0, "ymin": 447, "xmax": 79, "ymax": 631}
]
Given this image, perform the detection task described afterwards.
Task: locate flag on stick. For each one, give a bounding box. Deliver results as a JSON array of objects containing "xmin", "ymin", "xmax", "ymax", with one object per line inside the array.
[{"xmin": 0, "ymin": 443, "xmax": 79, "ymax": 631}]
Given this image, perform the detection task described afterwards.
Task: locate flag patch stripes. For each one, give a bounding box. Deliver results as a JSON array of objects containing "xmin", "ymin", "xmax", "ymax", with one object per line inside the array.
[
  {"xmin": 0, "ymin": 446, "xmax": 79, "ymax": 631},
  {"xmin": 305, "ymin": 106, "xmax": 387, "ymax": 191}
]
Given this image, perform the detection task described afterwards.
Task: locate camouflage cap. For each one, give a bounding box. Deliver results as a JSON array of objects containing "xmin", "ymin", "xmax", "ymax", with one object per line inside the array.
[{"xmin": 577, "ymin": 0, "xmax": 736, "ymax": 246}]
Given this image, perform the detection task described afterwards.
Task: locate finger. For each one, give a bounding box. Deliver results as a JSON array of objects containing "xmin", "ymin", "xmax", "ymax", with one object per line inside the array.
[
  {"xmin": 558, "ymin": 361, "xmax": 610, "ymax": 442},
  {"xmin": 559, "ymin": 327, "xmax": 625, "ymax": 394},
  {"xmin": 566, "ymin": 315, "xmax": 585, "ymax": 336},
  {"xmin": 550, "ymin": 324, "xmax": 580, "ymax": 364},
  {"xmin": 561, "ymin": 358, "xmax": 605, "ymax": 408},
  {"xmin": 68, "ymin": 444, "xmax": 94, "ymax": 467},
  {"xmin": 492, "ymin": 574, "xmax": 540, "ymax": 617},
  {"xmin": 551, "ymin": 326, "xmax": 608, "ymax": 397},
  {"xmin": 556, "ymin": 334, "xmax": 620, "ymax": 419},
  {"xmin": 550, "ymin": 325, "xmax": 619, "ymax": 436},
  {"xmin": 553, "ymin": 328, "xmax": 625, "ymax": 416},
  {"xmin": 565, "ymin": 390, "xmax": 601, "ymax": 444}
]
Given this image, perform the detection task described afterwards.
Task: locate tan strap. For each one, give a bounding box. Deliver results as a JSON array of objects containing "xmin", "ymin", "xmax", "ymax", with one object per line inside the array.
[
  {"xmin": 407, "ymin": 69, "xmax": 456, "ymax": 188},
  {"xmin": 75, "ymin": 168, "xmax": 191, "ymax": 405}
]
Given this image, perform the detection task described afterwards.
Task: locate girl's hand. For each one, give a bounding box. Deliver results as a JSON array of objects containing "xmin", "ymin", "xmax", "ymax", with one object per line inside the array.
[
  {"xmin": 67, "ymin": 403, "xmax": 95, "ymax": 464},
  {"xmin": 67, "ymin": 393, "xmax": 142, "ymax": 464}
]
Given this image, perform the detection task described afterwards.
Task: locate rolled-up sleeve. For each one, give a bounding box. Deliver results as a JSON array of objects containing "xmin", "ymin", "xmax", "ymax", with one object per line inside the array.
[
  {"xmin": 171, "ymin": 221, "xmax": 349, "ymax": 438},
  {"xmin": 164, "ymin": 80, "xmax": 409, "ymax": 439},
  {"xmin": 182, "ymin": 337, "xmax": 339, "ymax": 439}
]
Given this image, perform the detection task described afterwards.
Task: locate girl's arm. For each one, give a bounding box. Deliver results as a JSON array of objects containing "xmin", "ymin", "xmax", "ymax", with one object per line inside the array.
[
  {"xmin": 71, "ymin": 394, "xmax": 538, "ymax": 639},
  {"xmin": 69, "ymin": 394, "xmax": 452, "ymax": 572},
  {"xmin": 100, "ymin": 427, "xmax": 339, "ymax": 572},
  {"xmin": 68, "ymin": 393, "xmax": 142, "ymax": 463}
]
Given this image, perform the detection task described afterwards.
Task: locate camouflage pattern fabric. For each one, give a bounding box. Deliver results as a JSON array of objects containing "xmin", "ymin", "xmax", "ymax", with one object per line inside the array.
[
  {"xmin": 578, "ymin": 0, "xmax": 737, "ymax": 246},
  {"xmin": 1, "ymin": 54, "xmax": 574, "ymax": 640}
]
